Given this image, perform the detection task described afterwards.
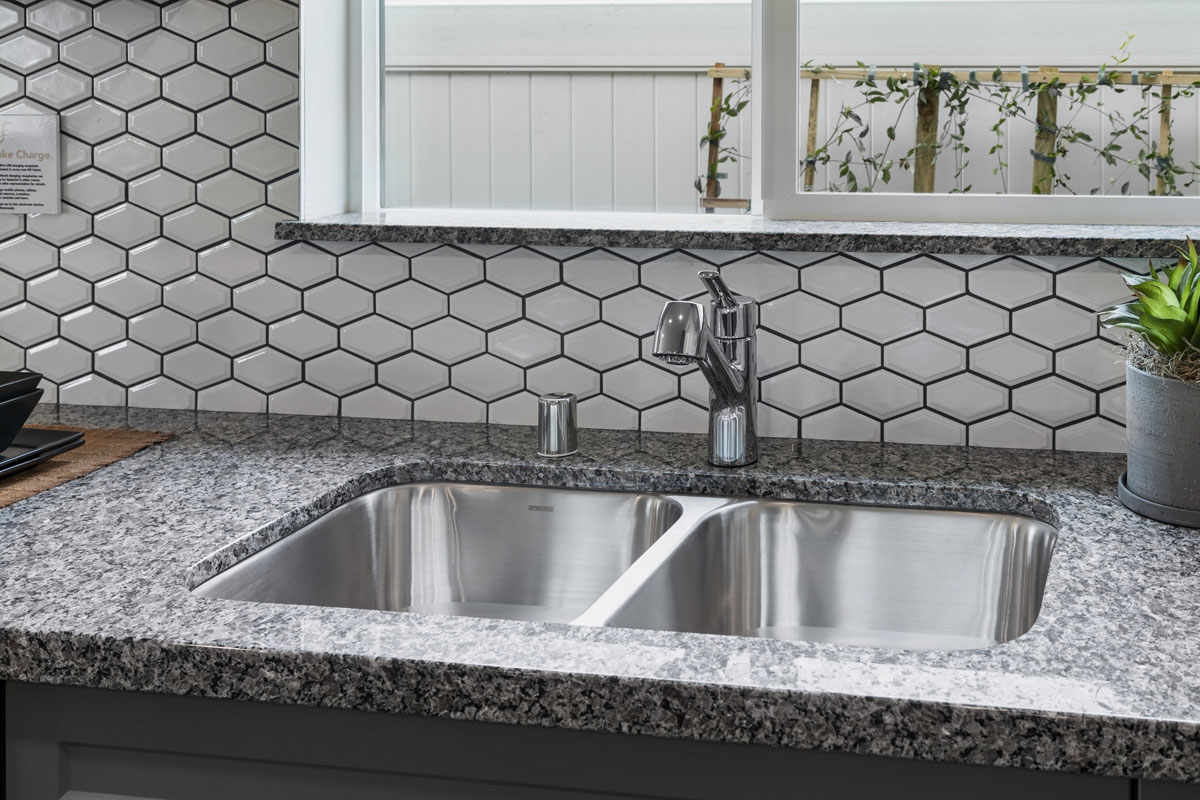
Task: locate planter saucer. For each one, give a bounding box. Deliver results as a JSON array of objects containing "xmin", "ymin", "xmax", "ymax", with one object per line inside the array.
[{"xmin": 1118, "ymin": 472, "xmax": 1200, "ymax": 529}]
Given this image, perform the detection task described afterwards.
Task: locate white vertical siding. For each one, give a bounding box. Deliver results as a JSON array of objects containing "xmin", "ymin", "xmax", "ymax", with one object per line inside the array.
[{"xmin": 385, "ymin": 70, "xmax": 748, "ymax": 212}]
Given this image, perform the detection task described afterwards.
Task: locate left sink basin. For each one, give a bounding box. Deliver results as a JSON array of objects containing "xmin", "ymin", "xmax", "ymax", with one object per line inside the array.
[{"xmin": 193, "ymin": 482, "xmax": 684, "ymax": 623}]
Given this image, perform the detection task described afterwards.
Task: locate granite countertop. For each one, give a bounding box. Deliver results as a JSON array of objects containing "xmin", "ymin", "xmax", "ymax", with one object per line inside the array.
[
  {"xmin": 276, "ymin": 209, "xmax": 1200, "ymax": 258},
  {"xmin": 3, "ymin": 404, "xmax": 1200, "ymax": 783}
]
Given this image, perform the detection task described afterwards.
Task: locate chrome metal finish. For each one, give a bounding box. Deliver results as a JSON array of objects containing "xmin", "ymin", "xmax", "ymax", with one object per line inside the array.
[
  {"xmin": 538, "ymin": 392, "xmax": 578, "ymax": 457},
  {"xmin": 653, "ymin": 270, "xmax": 758, "ymax": 466},
  {"xmin": 588, "ymin": 499, "xmax": 1058, "ymax": 650},
  {"xmin": 195, "ymin": 483, "xmax": 1057, "ymax": 651},
  {"xmin": 194, "ymin": 483, "xmax": 683, "ymax": 623}
]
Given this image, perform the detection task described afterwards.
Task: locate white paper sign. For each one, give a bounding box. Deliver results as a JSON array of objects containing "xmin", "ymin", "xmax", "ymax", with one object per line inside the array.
[{"xmin": 0, "ymin": 114, "xmax": 59, "ymax": 215}]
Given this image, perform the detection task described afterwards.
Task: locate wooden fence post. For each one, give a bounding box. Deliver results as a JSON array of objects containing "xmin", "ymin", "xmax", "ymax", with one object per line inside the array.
[
  {"xmin": 703, "ymin": 62, "xmax": 726, "ymax": 212},
  {"xmin": 913, "ymin": 65, "xmax": 940, "ymax": 193},
  {"xmin": 1158, "ymin": 71, "xmax": 1174, "ymax": 196},
  {"xmin": 804, "ymin": 78, "xmax": 821, "ymax": 191},
  {"xmin": 1031, "ymin": 67, "xmax": 1059, "ymax": 194}
]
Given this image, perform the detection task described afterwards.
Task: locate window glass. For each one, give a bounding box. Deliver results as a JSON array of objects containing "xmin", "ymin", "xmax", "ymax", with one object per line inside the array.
[
  {"xmin": 798, "ymin": 0, "xmax": 1200, "ymax": 198},
  {"xmin": 382, "ymin": 0, "xmax": 752, "ymax": 212}
]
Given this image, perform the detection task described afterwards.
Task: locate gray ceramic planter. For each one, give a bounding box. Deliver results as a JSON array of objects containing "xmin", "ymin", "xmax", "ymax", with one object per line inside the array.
[{"xmin": 1119, "ymin": 362, "xmax": 1200, "ymax": 527}]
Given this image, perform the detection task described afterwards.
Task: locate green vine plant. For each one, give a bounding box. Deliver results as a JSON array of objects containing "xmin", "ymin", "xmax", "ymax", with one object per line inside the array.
[
  {"xmin": 805, "ymin": 35, "xmax": 1200, "ymax": 196},
  {"xmin": 695, "ymin": 77, "xmax": 751, "ymax": 200}
]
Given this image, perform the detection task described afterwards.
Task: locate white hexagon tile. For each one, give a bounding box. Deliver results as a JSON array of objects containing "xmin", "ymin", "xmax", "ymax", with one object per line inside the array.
[{"xmin": 0, "ymin": 0, "xmax": 1151, "ymax": 453}]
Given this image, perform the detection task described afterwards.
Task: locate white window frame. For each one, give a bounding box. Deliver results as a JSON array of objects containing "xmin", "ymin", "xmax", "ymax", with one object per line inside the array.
[
  {"xmin": 762, "ymin": 0, "xmax": 1200, "ymax": 225},
  {"xmin": 302, "ymin": 0, "xmax": 1199, "ymax": 226}
]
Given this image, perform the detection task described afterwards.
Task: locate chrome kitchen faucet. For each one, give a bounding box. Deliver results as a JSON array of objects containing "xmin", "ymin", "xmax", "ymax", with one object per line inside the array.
[{"xmin": 652, "ymin": 270, "xmax": 758, "ymax": 467}]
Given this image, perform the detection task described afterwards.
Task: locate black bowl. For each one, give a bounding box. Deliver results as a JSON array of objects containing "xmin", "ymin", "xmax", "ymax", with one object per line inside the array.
[
  {"xmin": 0, "ymin": 372, "xmax": 42, "ymax": 405},
  {"xmin": 0, "ymin": 388, "xmax": 44, "ymax": 452}
]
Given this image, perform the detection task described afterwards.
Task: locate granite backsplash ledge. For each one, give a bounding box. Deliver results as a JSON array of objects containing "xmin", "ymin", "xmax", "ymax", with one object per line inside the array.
[
  {"xmin": 4, "ymin": 404, "xmax": 1200, "ymax": 783},
  {"xmin": 275, "ymin": 210, "xmax": 1200, "ymax": 259}
]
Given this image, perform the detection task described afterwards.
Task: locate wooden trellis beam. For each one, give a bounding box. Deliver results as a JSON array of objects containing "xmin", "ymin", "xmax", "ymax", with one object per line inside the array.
[{"xmin": 800, "ymin": 66, "xmax": 1200, "ymax": 85}]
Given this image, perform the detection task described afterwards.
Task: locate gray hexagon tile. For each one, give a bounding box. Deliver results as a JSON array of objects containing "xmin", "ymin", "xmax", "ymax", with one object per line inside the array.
[
  {"xmin": 338, "ymin": 244, "xmax": 407, "ymax": 290},
  {"xmin": 197, "ymin": 29, "xmax": 262, "ymax": 74},
  {"xmin": 62, "ymin": 168, "xmax": 123, "ymax": 213},
  {"xmin": 128, "ymin": 30, "xmax": 194, "ymax": 74},
  {"xmin": 0, "ymin": 31, "xmax": 56, "ymax": 75},
  {"xmin": 263, "ymin": 313, "xmax": 333, "ymax": 361},
  {"xmin": 26, "ymin": 0, "xmax": 90, "ymax": 41},
  {"xmin": 232, "ymin": 64, "xmax": 294, "ymax": 110},
  {"xmin": 883, "ymin": 333, "xmax": 964, "ymax": 382},
  {"xmin": 1012, "ymin": 299, "xmax": 1096, "ymax": 350},
  {"xmin": 233, "ymin": 0, "xmax": 296, "ymax": 41},
  {"xmin": 128, "ymin": 101, "xmax": 195, "ymax": 146},
  {"xmin": 26, "ymin": 63, "xmax": 88, "ymax": 107},
  {"xmin": 163, "ymin": 135, "xmax": 229, "ymax": 180},
  {"xmin": 95, "ymin": 339, "xmax": 159, "ymax": 385},
  {"xmin": 129, "ymin": 307, "xmax": 195, "ymax": 352},
  {"xmin": 969, "ymin": 258, "xmax": 1053, "ymax": 308},
  {"xmin": 801, "ymin": 331, "xmax": 879, "ymax": 380},
  {"xmin": 233, "ymin": 346, "xmax": 299, "ymax": 393},
  {"xmin": 488, "ymin": 320, "xmax": 559, "ymax": 368},
  {"xmin": 800, "ymin": 255, "xmax": 878, "ymax": 304},
  {"xmin": 0, "ymin": 302, "xmax": 56, "ymax": 346},
  {"xmin": 60, "ymin": 305, "xmax": 124, "ymax": 349},
  {"xmin": 60, "ymin": 98, "xmax": 124, "ymax": 143},
  {"xmin": 198, "ymin": 240, "xmax": 262, "ymax": 286},
  {"xmin": 378, "ymin": 352, "xmax": 447, "ymax": 399},
  {"xmin": 926, "ymin": 296, "xmax": 1009, "ymax": 346},
  {"xmin": 59, "ymin": 29, "xmax": 122, "ymax": 72},
  {"xmin": 720, "ymin": 254, "xmax": 797, "ymax": 300},
  {"xmin": 128, "ymin": 238, "xmax": 194, "ymax": 284},
  {"xmin": 341, "ymin": 316, "xmax": 409, "ymax": 363},
  {"xmin": 305, "ymin": 280, "xmax": 372, "ymax": 326},
  {"xmin": 128, "ymin": 376, "xmax": 195, "ymax": 409},
  {"xmin": 526, "ymin": 285, "xmax": 599, "ymax": 332},
  {"xmin": 760, "ymin": 367, "xmax": 837, "ymax": 418},
  {"xmin": 883, "ymin": 257, "xmax": 964, "ymax": 306},
  {"xmin": 163, "ymin": 0, "xmax": 229, "ymax": 41},
  {"xmin": 884, "ymin": 410, "xmax": 966, "ymax": 446},
  {"xmin": 129, "ymin": 169, "xmax": 194, "ymax": 215},
  {"xmin": 843, "ymin": 294, "xmax": 922, "ymax": 343},
  {"xmin": 802, "ymin": 406, "xmax": 880, "ymax": 443},
  {"xmin": 94, "ymin": 134, "xmax": 160, "ymax": 179},
  {"xmin": 413, "ymin": 318, "xmax": 485, "ymax": 365},
  {"xmin": 761, "ymin": 292, "xmax": 837, "ymax": 341},
  {"xmin": 94, "ymin": 65, "xmax": 159, "ymax": 109},
  {"xmin": 197, "ymin": 99, "xmax": 262, "ymax": 144},
  {"xmin": 232, "ymin": 276, "xmax": 300, "ymax": 323},
  {"xmin": 94, "ymin": 0, "xmax": 158, "ymax": 41}
]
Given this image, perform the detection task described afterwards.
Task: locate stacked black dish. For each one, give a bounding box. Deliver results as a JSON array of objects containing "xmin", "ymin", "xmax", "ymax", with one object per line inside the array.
[{"xmin": 0, "ymin": 372, "xmax": 84, "ymax": 480}]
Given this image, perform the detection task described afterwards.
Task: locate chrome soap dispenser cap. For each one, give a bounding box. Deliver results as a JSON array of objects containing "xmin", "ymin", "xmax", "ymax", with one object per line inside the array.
[{"xmin": 537, "ymin": 392, "xmax": 578, "ymax": 457}]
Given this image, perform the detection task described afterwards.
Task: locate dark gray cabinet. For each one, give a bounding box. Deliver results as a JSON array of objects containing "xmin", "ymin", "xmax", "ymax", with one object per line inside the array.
[{"xmin": 2, "ymin": 681, "xmax": 1171, "ymax": 800}]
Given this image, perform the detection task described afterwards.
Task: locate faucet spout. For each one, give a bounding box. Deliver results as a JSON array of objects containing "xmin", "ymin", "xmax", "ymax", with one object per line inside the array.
[
  {"xmin": 653, "ymin": 301, "xmax": 744, "ymax": 403},
  {"xmin": 652, "ymin": 274, "xmax": 758, "ymax": 467}
]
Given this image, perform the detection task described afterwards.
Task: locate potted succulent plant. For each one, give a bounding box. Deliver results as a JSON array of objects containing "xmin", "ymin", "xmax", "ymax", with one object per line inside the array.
[{"xmin": 1101, "ymin": 238, "xmax": 1200, "ymax": 527}]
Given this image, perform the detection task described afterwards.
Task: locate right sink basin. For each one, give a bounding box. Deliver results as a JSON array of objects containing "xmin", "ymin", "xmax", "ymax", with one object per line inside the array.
[{"xmin": 589, "ymin": 499, "xmax": 1058, "ymax": 650}]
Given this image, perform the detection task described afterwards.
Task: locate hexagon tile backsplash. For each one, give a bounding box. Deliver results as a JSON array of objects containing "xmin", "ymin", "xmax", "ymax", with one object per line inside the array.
[{"xmin": 0, "ymin": 0, "xmax": 1145, "ymax": 453}]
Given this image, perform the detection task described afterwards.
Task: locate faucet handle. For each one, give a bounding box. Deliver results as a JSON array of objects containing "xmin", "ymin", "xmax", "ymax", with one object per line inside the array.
[
  {"xmin": 699, "ymin": 270, "xmax": 737, "ymax": 309},
  {"xmin": 696, "ymin": 270, "xmax": 757, "ymax": 339}
]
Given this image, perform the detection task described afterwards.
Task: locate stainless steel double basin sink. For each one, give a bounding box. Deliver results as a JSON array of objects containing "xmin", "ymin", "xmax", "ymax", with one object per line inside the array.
[{"xmin": 194, "ymin": 483, "xmax": 1057, "ymax": 651}]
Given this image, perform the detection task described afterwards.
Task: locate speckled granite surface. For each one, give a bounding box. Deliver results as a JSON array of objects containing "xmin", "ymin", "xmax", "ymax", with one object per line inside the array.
[
  {"xmin": 276, "ymin": 210, "xmax": 1200, "ymax": 257},
  {"xmin": 3, "ymin": 404, "xmax": 1200, "ymax": 783}
]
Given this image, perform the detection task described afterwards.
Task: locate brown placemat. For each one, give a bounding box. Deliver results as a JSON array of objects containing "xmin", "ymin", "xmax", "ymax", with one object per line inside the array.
[{"xmin": 0, "ymin": 425, "xmax": 172, "ymax": 508}]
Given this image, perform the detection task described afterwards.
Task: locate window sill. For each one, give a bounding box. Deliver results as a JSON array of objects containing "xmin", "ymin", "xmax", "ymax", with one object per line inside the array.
[{"xmin": 275, "ymin": 209, "xmax": 1199, "ymax": 258}]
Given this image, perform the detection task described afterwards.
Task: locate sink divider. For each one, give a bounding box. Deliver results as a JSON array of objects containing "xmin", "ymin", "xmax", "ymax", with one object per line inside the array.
[{"xmin": 571, "ymin": 495, "xmax": 733, "ymax": 629}]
